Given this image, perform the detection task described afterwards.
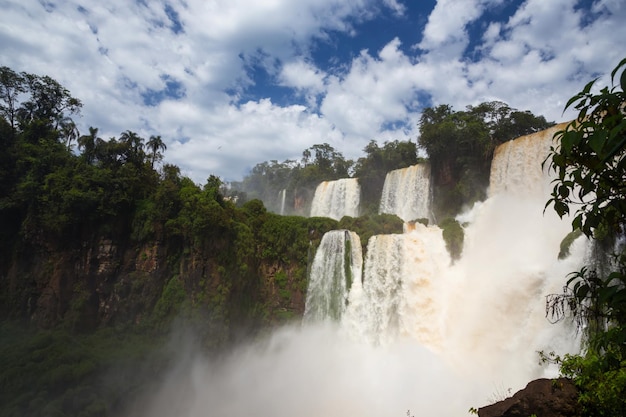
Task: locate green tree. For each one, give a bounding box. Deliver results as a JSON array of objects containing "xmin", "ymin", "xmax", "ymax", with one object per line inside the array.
[
  {"xmin": 419, "ymin": 101, "xmax": 553, "ymax": 219},
  {"xmin": 0, "ymin": 66, "xmax": 26, "ymax": 131},
  {"xmin": 544, "ymin": 57, "xmax": 626, "ymax": 416},
  {"xmin": 78, "ymin": 126, "xmax": 100, "ymax": 165},
  {"xmin": 17, "ymin": 72, "xmax": 82, "ymax": 131},
  {"xmin": 119, "ymin": 130, "xmax": 146, "ymax": 168},
  {"xmin": 353, "ymin": 139, "xmax": 419, "ymax": 214},
  {"xmin": 301, "ymin": 143, "xmax": 352, "ymax": 179},
  {"xmin": 58, "ymin": 116, "xmax": 79, "ymax": 150},
  {"xmin": 147, "ymin": 135, "xmax": 167, "ymax": 168}
]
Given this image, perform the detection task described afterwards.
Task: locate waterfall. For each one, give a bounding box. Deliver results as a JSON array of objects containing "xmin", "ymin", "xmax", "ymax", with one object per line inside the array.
[
  {"xmin": 342, "ymin": 224, "xmax": 449, "ymax": 348},
  {"xmin": 489, "ymin": 122, "xmax": 568, "ymax": 198},
  {"xmin": 279, "ymin": 188, "xmax": 286, "ymax": 215},
  {"xmin": 138, "ymin": 127, "xmax": 590, "ymax": 417},
  {"xmin": 301, "ymin": 126, "xmax": 587, "ymax": 409},
  {"xmin": 379, "ymin": 164, "xmax": 431, "ymax": 222},
  {"xmin": 310, "ymin": 178, "xmax": 360, "ymax": 220},
  {"xmin": 303, "ymin": 230, "xmax": 362, "ymax": 323}
]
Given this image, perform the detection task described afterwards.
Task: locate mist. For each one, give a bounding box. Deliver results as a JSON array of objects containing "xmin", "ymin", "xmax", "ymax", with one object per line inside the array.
[
  {"xmin": 124, "ymin": 194, "xmax": 585, "ymax": 417},
  {"xmin": 126, "ymin": 126, "xmax": 586, "ymax": 417}
]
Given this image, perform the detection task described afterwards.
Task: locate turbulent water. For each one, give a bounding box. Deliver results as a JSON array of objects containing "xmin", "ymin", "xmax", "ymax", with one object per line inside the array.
[
  {"xmin": 136, "ymin": 126, "xmax": 588, "ymax": 417},
  {"xmin": 303, "ymin": 230, "xmax": 362, "ymax": 323},
  {"xmin": 379, "ymin": 164, "xmax": 431, "ymax": 222},
  {"xmin": 310, "ymin": 178, "xmax": 361, "ymax": 220}
]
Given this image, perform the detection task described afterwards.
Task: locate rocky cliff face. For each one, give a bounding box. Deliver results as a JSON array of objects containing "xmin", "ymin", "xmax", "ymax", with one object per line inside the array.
[{"xmin": 1, "ymin": 231, "xmax": 309, "ymax": 340}]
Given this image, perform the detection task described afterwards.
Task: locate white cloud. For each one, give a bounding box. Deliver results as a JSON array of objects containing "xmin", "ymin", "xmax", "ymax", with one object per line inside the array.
[
  {"xmin": 0, "ymin": 0, "xmax": 624, "ymax": 183},
  {"xmin": 164, "ymin": 99, "xmax": 344, "ymax": 182},
  {"xmin": 321, "ymin": 39, "xmax": 421, "ymax": 137},
  {"xmin": 278, "ymin": 59, "xmax": 327, "ymax": 107},
  {"xmin": 418, "ymin": 0, "xmax": 496, "ymax": 58}
]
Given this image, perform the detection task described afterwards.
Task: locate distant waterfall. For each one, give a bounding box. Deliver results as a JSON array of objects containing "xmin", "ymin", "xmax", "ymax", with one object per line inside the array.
[
  {"xmin": 310, "ymin": 178, "xmax": 360, "ymax": 220},
  {"xmin": 489, "ymin": 123, "xmax": 567, "ymax": 198},
  {"xmin": 303, "ymin": 230, "xmax": 362, "ymax": 323},
  {"xmin": 379, "ymin": 164, "xmax": 431, "ymax": 222},
  {"xmin": 278, "ymin": 189, "xmax": 286, "ymax": 215}
]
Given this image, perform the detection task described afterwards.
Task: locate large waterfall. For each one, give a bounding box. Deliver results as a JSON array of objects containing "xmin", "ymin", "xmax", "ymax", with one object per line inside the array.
[
  {"xmin": 489, "ymin": 123, "xmax": 567, "ymax": 198},
  {"xmin": 300, "ymin": 125, "xmax": 586, "ymax": 412},
  {"xmin": 137, "ymin": 126, "xmax": 589, "ymax": 417},
  {"xmin": 310, "ymin": 178, "xmax": 361, "ymax": 220},
  {"xmin": 379, "ymin": 164, "xmax": 431, "ymax": 222}
]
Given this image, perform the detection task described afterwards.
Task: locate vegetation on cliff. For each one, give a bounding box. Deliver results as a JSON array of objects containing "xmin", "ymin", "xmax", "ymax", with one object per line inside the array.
[{"xmin": 418, "ymin": 101, "xmax": 553, "ymax": 219}]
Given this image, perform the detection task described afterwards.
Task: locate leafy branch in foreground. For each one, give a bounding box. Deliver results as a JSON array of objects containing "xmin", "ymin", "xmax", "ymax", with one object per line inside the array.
[{"xmin": 543, "ymin": 57, "xmax": 626, "ymax": 416}]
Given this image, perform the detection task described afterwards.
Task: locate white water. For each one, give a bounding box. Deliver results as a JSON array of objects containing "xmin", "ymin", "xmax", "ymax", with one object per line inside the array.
[
  {"xmin": 310, "ymin": 178, "xmax": 361, "ymax": 220},
  {"xmin": 305, "ymin": 127, "xmax": 586, "ymax": 410},
  {"xmin": 489, "ymin": 123, "xmax": 567, "ymax": 198},
  {"xmin": 303, "ymin": 230, "xmax": 362, "ymax": 323},
  {"xmin": 135, "ymin": 127, "xmax": 588, "ymax": 417},
  {"xmin": 279, "ymin": 188, "xmax": 286, "ymax": 215},
  {"xmin": 379, "ymin": 164, "xmax": 431, "ymax": 222}
]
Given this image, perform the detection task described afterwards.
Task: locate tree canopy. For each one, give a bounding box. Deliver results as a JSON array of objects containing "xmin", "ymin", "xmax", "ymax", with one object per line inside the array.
[{"xmin": 418, "ymin": 100, "xmax": 553, "ymax": 218}]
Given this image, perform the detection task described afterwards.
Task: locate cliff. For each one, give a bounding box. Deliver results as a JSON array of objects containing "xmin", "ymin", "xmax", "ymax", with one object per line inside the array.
[{"xmin": 0, "ymin": 211, "xmax": 339, "ymax": 343}]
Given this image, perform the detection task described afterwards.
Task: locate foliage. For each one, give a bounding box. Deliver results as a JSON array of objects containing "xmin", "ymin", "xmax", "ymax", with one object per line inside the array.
[
  {"xmin": 439, "ymin": 217, "xmax": 464, "ymax": 262},
  {"xmin": 544, "ymin": 57, "xmax": 626, "ymax": 417},
  {"xmin": 230, "ymin": 139, "xmax": 419, "ymax": 216},
  {"xmin": 419, "ymin": 101, "xmax": 553, "ymax": 218},
  {"xmin": 152, "ymin": 276, "xmax": 188, "ymax": 327},
  {"xmin": 540, "ymin": 348, "xmax": 626, "ymax": 417},
  {"xmin": 545, "ymin": 59, "xmax": 626, "ymax": 239},
  {"xmin": 231, "ymin": 143, "xmax": 353, "ymax": 214},
  {"xmin": 338, "ymin": 213, "xmax": 404, "ymax": 253},
  {"xmin": 0, "ymin": 322, "xmax": 169, "ymax": 417},
  {"xmin": 558, "ymin": 229, "xmax": 584, "ymax": 260}
]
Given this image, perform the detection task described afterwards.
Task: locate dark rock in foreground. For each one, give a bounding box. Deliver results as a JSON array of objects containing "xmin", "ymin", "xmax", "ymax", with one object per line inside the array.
[{"xmin": 479, "ymin": 378, "xmax": 581, "ymax": 417}]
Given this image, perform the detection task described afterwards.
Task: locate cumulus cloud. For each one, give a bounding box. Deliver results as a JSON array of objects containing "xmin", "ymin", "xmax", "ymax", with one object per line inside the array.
[
  {"xmin": 0, "ymin": 0, "xmax": 624, "ymax": 182},
  {"xmin": 320, "ymin": 38, "xmax": 422, "ymax": 140},
  {"xmin": 165, "ymin": 99, "xmax": 343, "ymax": 182}
]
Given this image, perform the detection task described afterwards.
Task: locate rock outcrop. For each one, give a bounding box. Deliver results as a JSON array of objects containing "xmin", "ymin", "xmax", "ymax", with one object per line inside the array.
[{"xmin": 479, "ymin": 378, "xmax": 581, "ymax": 417}]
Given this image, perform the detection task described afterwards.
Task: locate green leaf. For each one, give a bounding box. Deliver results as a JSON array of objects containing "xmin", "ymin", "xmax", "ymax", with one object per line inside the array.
[
  {"xmin": 565, "ymin": 93, "xmax": 584, "ymax": 111},
  {"xmin": 588, "ymin": 130, "xmax": 607, "ymax": 155},
  {"xmin": 560, "ymin": 130, "xmax": 580, "ymax": 154},
  {"xmin": 582, "ymin": 78, "xmax": 598, "ymax": 95},
  {"xmin": 610, "ymin": 57, "xmax": 626, "ymax": 87}
]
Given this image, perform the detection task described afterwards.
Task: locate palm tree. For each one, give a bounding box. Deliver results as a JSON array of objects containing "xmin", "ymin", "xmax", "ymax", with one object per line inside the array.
[
  {"xmin": 58, "ymin": 116, "xmax": 79, "ymax": 150},
  {"xmin": 119, "ymin": 130, "xmax": 145, "ymax": 166},
  {"xmin": 147, "ymin": 135, "xmax": 167, "ymax": 168},
  {"xmin": 78, "ymin": 126, "xmax": 100, "ymax": 164}
]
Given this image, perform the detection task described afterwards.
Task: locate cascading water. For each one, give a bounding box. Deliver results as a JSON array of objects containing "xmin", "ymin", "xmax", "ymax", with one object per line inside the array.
[
  {"xmin": 137, "ymin": 125, "xmax": 589, "ymax": 417},
  {"xmin": 278, "ymin": 188, "xmax": 286, "ymax": 215},
  {"xmin": 342, "ymin": 225, "xmax": 450, "ymax": 348},
  {"xmin": 303, "ymin": 230, "xmax": 362, "ymax": 323},
  {"xmin": 489, "ymin": 123, "xmax": 568, "ymax": 198},
  {"xmin": 306, "ymin": 123, "xmax": 586, "ymax": 408},
  {"xmin": 310, "ymin": 178, "xmax": 360, "ymax": 220},
  {"xmin": 379, "ymin": 164, "xmax": 431, "ymax": 222}
]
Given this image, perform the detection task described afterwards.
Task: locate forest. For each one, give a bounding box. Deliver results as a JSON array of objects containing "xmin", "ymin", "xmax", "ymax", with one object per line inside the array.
[{"xmin": 0, "ymin": 58, "xmax": 624, "ymax": 417}]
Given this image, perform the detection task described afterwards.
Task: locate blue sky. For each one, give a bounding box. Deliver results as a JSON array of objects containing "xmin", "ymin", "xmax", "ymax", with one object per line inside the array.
[{"xmin": 1, "ymin": 0, "xmax": 624, "ymax": 183}]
